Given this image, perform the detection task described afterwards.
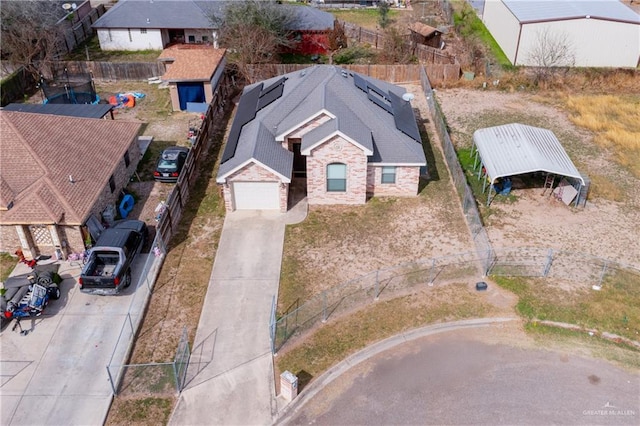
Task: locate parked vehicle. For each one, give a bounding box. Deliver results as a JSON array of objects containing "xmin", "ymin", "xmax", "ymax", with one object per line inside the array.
[
  {"xmin": 1, "ymin": 266, "xmax": 62, "ymax": 327},
  {"xmin": 154, "ymin": 146, "xmax": 189, "ymax": 183},
  {"xmin": 78, "ymin": 220, "xmax": 147, "ymax": 295}
]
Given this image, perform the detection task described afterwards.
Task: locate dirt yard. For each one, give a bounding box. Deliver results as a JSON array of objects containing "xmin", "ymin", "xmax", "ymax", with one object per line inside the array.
[{"xmin": 435, "ymin": 88, "xmax": 640, "ymax": 266}]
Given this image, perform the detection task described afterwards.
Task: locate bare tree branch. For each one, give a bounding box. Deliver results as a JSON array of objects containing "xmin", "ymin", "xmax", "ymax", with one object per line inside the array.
[
  {"xmin": 1, "ymin": 1, "xmax": 66, "ymax": 79},
  {"xmin": 527, "ymin": 28, "xmax": 576, "ymax": 84}
]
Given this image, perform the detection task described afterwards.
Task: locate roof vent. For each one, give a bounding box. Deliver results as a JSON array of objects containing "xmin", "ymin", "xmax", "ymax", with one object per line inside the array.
[
  {"xmin": 402, "ymin": 93, "xmax": 415, "ymax": 102},
  {"xmin": 340, "ymin": 69, "xmax": 348, "ymax": 78},
  {"xmin": 147, "ymin": 18, "xmax": 150, "ymax": 24}
]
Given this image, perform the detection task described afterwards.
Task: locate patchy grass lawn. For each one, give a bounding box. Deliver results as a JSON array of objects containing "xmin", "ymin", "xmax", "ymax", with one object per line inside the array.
[
  {"xmin": 330, "ymin": 7, "xmax": 400, "ymax": 30},
  {"xmin": 66, "ymin": 35, "xmax": 161, "ymax": 62},
  {"xmin": 276, "ymin": 283, "xmax": 499, "ymax": 386},
  {"xmin": 106, "ymin": 396, "xmax": 174, "ymax": 426},
  {"xmin": 494, "ymin": 268, "xmax": 640, "ymax": 342},
  {"xmin": 0, "ymin": 252, "xmax": 17, "ymax": 282}
]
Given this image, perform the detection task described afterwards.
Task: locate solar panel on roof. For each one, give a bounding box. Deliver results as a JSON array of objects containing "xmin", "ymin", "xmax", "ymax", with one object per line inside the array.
[
  {"xmin": 260, "ymin": 77, "xmax": 287, "ymax": 96},
  {"xmin": 221, "ymin": 84, "xmax": 263, "ymax": 163},
  {"xmin": 389, "ymin": 91, "xmax": 421, "ymax": 142},
  {"xmin": 368, "ymin": 92, "xmax": 392, "ymax": 113},
  {"xmin": 366, "ymin": 81, "xmax": 389, "ymax": 100},
  {"xmin": 353, "ymin": 73, "xmax": 368, "ymax": 93},
  {"xmin": 257, "ymin": 82, "xmax": 284, "ymax": 111}
]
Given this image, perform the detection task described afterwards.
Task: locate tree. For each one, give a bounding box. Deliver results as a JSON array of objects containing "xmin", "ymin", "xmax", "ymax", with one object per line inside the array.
[
  {"xmin": 0, "ymin": 1, "xmax": 66, "ymax": 79},
  {"xmin": 526, "ymin": 28, "xmax": 576, "ymax": 84},
  {"xmin": 379, "ymin": 26, "xmax": 415, "ymax": 64},
  {"xmin": 378, "ymin": 1, "xmax": 392, "ymax": 29},
  {"xmin": 213, "ymin": 1, "xmax": 295, "ymax": 83},
  {"xmin": 326, "ymin": 20, "xmax": 348, "ymax": 65}
]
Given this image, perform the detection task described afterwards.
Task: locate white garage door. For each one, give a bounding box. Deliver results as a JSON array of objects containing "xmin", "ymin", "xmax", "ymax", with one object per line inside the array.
[{"xmin": 233, "ymin": 182, "xmax": 280, "ymax": 210}]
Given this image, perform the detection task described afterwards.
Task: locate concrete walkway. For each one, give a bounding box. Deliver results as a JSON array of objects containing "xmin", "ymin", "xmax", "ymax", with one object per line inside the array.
[{"xmin": 169, "ymin": 198, "xmax": 307, "ymax": 425}]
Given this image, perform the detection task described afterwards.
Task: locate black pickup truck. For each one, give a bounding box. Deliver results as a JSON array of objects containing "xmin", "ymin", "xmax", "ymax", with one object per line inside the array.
[{"xmin": 78, "ymin": 220, "xmax": 147, "ymax": 295}]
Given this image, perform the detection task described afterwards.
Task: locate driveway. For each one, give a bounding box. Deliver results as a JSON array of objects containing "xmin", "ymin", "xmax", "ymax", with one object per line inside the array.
[
  {"xmin": 0, "ymin": 255, "xmax": 151, "ymax": 425},
  {"xmin": 170, "ymin": 199, "xmax": 306, "ymax": 425},
  {"xmin": 279, "ymin": 324, "xmax": 639, "ymax": 425}
]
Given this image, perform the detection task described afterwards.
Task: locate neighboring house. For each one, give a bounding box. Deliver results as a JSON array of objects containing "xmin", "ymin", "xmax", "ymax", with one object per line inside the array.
[
  {"xmin": 408, "ymin": 22, "xmax": 443, "ymax": 49},
  {"xmin": 216, "ymin": 65, "xmax": 426, "ymax": 212},
  {"xmin": 0, "ymin": 111, "xmax": 142, "ymax": 259},
  {"xmin": 92, "ymin": 0, "xmax": 335, "ymax": 55},
  {"xmin": 92, "ymin": 0, "xmax": 224, "ymax": 51},
  {"xmin": 158, "ymin": 44, "xmax": 227, "ymax": 112},
  {"xmin": 481, "ymin": 0, "xmax": 640, "ymax": 67},
  {"xmin": 284, "ymin": 6, "xmax": 335, "ymax": 55}
]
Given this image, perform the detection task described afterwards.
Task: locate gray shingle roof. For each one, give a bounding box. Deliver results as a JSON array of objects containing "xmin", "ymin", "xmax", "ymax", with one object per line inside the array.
[
  {"xmin": 217, "ymin": 66, "xmax": 425, "ymax": 182},
  {"xmin": 502, "ymin": 0, "xmax": 640, "ymax": 24},
  {"xmin": 92, "ymin": 0, "xmax": 224, "ymax": 29}
]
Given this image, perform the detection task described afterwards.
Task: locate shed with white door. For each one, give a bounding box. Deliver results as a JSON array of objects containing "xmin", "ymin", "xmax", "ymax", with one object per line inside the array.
[{"xmin": 481, "ymin": 0, "xmax": 640, "ymax": 67}]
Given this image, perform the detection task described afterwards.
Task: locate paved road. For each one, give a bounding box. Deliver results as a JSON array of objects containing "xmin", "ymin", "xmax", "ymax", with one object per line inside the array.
[
  {"xmin": 170, "ymin": 204, "xmax": 306, "ymax": 425},
  {"xmin": 281, "ymin": 326, "xmax": 639, "ymax": 425},
  {"xmin": 0, "ymin": 256, "xmax": 151, "ymax": 425}
]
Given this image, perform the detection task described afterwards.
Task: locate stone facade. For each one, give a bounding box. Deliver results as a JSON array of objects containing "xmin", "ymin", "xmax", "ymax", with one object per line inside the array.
[
  {"xmin": 367, "ymin": 166, "xmax": 420, "ymax": 197},
  {"xmin": 306, "ymin": 136, "xmax": 368, "ymax": 205},
  {"xmin": 222, "ymin": 161, "xmax": 288, "ymax": 212}
]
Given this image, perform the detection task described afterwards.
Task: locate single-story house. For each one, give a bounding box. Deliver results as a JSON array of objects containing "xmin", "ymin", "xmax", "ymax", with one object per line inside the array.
[
  {"xmin": 216, "ymin": 65, "xmax": 427, "ymax": 212},
  {"xmin": 92, "ymin": 0, "xmax": 335, "ymax": 55},
  {"xmin": 158, "ymin": 44, "xmax": 227, "ymax": 112},
  {"xmin": 481, "ymin": 0, "xmax": 640, "ymax": 67},
  {"xmin": 92, "ymin": 0, "xmax": 225, "ymax": 50},
  {"xmin": 408, "ymin": 22, "xmax": 443, "ymax": 49},
  {"xmin": 0, "ymin": 111, "xmax": 142, "ymax": 259},
  {"xmin": 284, "ymin": 6, "xmax": 336, "ymax": 55}
]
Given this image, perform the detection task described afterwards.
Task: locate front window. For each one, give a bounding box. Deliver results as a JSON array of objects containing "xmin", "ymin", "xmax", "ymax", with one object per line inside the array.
[
  {"xmin": 188, "ymin": 35, "xmax": 195, "ymax": 43},
  {"xmin": 327, "ymin": 163, "xmax": 346, "ymax": 192},
  {"xmin": 381, "ymin": 166, "xmax": 396, "ymax": 184}
]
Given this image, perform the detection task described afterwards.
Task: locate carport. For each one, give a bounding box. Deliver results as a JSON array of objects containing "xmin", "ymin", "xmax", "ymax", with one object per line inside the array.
[{"xmin": 471, "ymin": 123, "xmax": 588, "ymax": 206}]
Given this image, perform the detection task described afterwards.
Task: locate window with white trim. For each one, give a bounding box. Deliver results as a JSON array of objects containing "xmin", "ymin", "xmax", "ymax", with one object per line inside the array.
[
  {"xmin": 381, "ymin": 166, "xmax": 396, "ymax": 184},
  {"xmin": 327, "ymin": 163, "xmax": 347, "ymax": 192}
]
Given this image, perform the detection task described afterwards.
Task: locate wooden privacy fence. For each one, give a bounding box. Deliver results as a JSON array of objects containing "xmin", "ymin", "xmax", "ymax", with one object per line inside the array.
[
  {"xmin": 155, "ymin": 73, "xmax": 232, "ymax": 242},
  {"xmin": 247, "ymin": 63, "xmax": 460, "ymax": 85},
  {"xmin": 52, "ymin": 61, "xmax": 166, "ymax": 81},
  {"xmin": 56, "ymin": 5, "xmax": 107, "ymax": 58},
  {"xmin": 338, "ymin": 20, "xmax": 458, "ymax": 66}
]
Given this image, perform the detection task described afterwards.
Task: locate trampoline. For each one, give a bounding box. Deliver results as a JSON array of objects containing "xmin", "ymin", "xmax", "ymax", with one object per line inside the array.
[{"xmin": 39, "ymin": 69, "xmax": 99, "ymax": 105}]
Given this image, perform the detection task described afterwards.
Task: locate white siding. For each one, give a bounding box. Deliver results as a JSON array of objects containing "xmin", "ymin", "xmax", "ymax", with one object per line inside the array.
[
  {"xmin": 518, "ymin": 19, "xmax": 640, "ymax": 67},
  {"xmin": 482, "ymin": 0, "xmax": 522, "ymax": 64},
  {"xmin": 97, "ymin": 28, "xmax": 164, "ymax": 51},
  {"xmin": 483, "ymin": 0, "xmax": 640, "ymax": 68}
]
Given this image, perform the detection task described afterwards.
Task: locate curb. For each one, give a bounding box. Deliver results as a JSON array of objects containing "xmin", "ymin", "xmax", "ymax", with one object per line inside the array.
[{"xmin": 273, "ymin": 317, "xmax": 516, "ymax": 425}]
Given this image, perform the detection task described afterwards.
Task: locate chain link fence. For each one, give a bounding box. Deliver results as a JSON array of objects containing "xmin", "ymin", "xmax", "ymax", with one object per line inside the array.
[
  {"xmin": 109, "ymin": 328, "xmax": 191, "ymax": 396},
  {"xmin": 419, "ymin": 66, "xmax": 493, "ymax": 272},
  {"xmin": 271, "ymin": 248, "xmax": 640, "ymax": 353}
]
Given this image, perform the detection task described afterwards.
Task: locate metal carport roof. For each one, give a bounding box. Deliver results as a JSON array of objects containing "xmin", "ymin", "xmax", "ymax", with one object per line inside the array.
[
  {"xmin": 472, "ymin": 123, "xmax": 585, "ymax": 185},
  {"xmin": 2, "ymin": 103, "xmax": 114, "ymax": 119}
]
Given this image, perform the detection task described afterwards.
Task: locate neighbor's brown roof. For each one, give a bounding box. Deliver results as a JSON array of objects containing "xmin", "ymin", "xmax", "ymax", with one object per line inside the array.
[
  {"xmin": 159, "ymin": 44, "xmax": 226, "ymax": 82},
  {"xmin": 408, "ymin": 22, "xmax": 440, "ymax": 37},
  {"xmin": 0, "ymin": 111, "xmax": 142, "ymax": 226}
]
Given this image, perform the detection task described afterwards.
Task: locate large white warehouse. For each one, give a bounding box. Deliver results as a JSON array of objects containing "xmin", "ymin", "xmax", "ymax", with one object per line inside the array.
[{"xmin": 482, "ymin": 0, "xmax": 640, "ymax": 67}]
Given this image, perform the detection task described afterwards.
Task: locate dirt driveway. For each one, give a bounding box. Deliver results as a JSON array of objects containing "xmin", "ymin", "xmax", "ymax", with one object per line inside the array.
[{"xmin": 436, "ymin": 89, "xmax": 640, "ymax": 267}]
